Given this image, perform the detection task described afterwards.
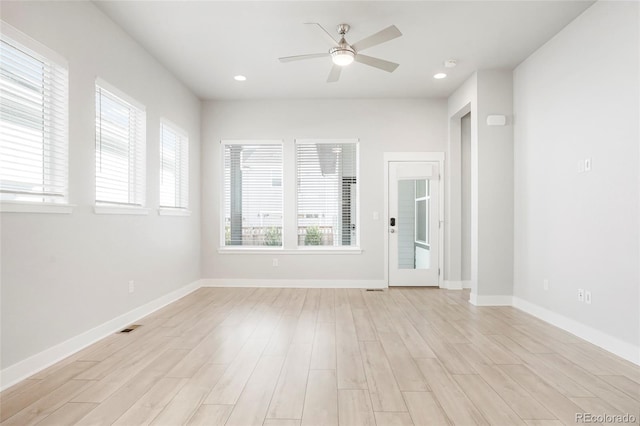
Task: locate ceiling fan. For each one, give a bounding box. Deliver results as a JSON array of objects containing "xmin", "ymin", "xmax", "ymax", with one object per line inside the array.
[{"xmin": 279, "ymin": 23, "xmax": 402, "ymax": 83}]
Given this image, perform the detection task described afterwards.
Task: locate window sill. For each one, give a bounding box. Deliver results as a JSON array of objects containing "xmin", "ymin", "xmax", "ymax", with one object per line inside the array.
[
  {"xmin": 218, "ymin": 248, "xmax": 362, "ymax": 255},
  {"xmin": 158, "ymin": 208, "xmax": 191, "ymax": 216},
  {"xmin": 0, "ymin": 201, "xmax": 75, "ymax": 214},
  {"xmin": 94, "ymin": 205, "xmax": 149, "ymax": 215}
]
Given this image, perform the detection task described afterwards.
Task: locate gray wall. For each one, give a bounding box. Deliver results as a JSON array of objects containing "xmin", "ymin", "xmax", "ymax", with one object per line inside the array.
[
  {"xmin": 0, "ymin": 2, "xmax": 201, "ymax": 369},
  {"xmin": 461, "ymin": 113, "xmax": 471, "ymax": 281},
  {"xmin": 477, "ymin": 70, "xmax": 514, "ymax": 298},
  {"xmin": 513, "ymin": 1, "xmax": 639, "ymax": 346},
  {"xmin": 446, "ymin": 70, "xmax": 514, "ymax": 301},
  {"xmin": 201, "ymin": 99, "xmax": 447, "ymax": 282}
]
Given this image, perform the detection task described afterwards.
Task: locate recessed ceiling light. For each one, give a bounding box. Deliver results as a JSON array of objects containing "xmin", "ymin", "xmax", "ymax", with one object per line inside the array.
[
  {"xmin": 234, "ymin": 75, "xmax": 247, "ymax": 81},
  {"xmin": 433, "ymin": 73, "xmax": 447, "ymax": 79}
]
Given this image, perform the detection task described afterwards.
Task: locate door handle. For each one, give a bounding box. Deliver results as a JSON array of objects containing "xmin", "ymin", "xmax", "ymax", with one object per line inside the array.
[{"xmin": 390, "ymin": 217, "xmax": 396, "ymax": 226}]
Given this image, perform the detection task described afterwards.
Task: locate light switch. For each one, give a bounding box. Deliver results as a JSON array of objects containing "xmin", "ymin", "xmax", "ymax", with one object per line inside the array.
[{"xmin": 373, "ymin": 211, "xmax": 379, "ymax": 220}]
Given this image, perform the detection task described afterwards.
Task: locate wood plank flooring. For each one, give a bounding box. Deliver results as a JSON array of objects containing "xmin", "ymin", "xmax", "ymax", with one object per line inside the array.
[{"xmin": 1, "ymin": 287, "xmax": 639, "ymax": 425}]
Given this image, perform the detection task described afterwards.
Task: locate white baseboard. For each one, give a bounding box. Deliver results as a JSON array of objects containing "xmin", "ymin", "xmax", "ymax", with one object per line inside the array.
[
  {"xmin": 442, "ymin": 280, "xmax": 463, "ymax": 290},
  {"xmin": 469, "ymin": 293, "xmax": 513, "ymax": 306},
  {"xmin": 443, "ymin": 280, "xmax": 472, "ymax": 290},
  {"xmin": 201, "ymin": 278, "xmax": 387, "ymax": 289},
  {"xmin": 512, "ymin": 297, "xmax": 640, "ymax": 366},
  {"xmin": 0, "ymin": 279, "xmax": 202, "ymax": 391}
]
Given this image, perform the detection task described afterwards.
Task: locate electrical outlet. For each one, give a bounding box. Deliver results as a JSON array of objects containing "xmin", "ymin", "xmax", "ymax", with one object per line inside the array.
[
  {"xmin": 543, "ymin": 279, "xmax": 549, "ymax": 291},
  {"xmin": 128, "ymin": 280, "xmax": 135, "ymax": 294},
  {"xmin": 272, "ymin": 258, "xmax": 279, "ymax": 267},
  {"xmin": 584, "ymin": 158, "xmax": 591, "ymax": 172},
  {"xmin": 585, "ymin": 291, "xmax": 592, "ymax": 304},
  {"xmin": 578, "ymin": 288, "xmax": 584, "ymax": 302}
]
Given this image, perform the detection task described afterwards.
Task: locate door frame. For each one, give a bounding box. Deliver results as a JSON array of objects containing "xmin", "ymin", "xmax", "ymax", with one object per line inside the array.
[{"xmin": 384, "ymin": 152, "xmax": 445, "ymax": 288}]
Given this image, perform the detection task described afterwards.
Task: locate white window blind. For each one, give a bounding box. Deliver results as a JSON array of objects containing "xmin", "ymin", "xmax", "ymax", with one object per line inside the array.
[
  {"xmin": 0, "ymin": 34, "xmax": 68, "ymax": 203},
  {"xmin": 223, "ymin": 142, "xmax": 283, "ymax": 247},
  {"xmin": 160, "ymin": 121, "xmax": 188, "ymax": 209},
  {"xmin": 296, "ymin": 141, "xmax": 358, "ymax": 247},
  {"xmin": 95, "ymin": 82, "xmax": 145, "ymax": 206}
]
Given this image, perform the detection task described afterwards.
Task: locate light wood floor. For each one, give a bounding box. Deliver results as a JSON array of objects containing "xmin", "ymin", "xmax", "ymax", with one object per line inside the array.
[{"xmin": 1, "ymin": 287, "xmax": 639, "ymax": 426}]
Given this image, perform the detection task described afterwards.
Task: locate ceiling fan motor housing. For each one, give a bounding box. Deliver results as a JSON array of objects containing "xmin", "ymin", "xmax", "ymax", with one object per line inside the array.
[{"xmin": 336, "ymin": 23, "xmax": 350, "ymax": 35}]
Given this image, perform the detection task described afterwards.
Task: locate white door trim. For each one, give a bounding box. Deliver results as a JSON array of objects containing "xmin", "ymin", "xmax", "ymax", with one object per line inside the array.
[{"xmin": 384, "ymin": 152, "xmax": 445, "ymax": 288}]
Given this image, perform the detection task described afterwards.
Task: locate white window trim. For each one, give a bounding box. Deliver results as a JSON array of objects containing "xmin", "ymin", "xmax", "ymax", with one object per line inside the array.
[
  {"xmin": 218, "ymin": 138, "xmax": 362, "ymax": 253},
  {"xmin": 94, "ymin": 205, "xmax": 149, "ymax": 215},
  {"xmin": 1, "ymin": 22, "xmax": 71, "ymax": 209},
  {"xmin": 94, "ymin": 79, "xmax": 146, "ymax": 208},
  {"xmin": 0, "ymin": 201, "xmax": 74, "ymax": 214},
  {"xmin": 0, "ymin": 22, "xmax": 67, "ymax": 67},
  {"xmin": 95, "ymin": 77, "xmax": 145, "ymax": 112},
  {"xmin": 294, "ymin": 138, "xmax": 361, "ymax": 250},
  {"xmin": 218, "ymin": 248, "xmax": 363, "ymax": 255},
  {"xmin": 158, "ymin": 208, "xmax": 191, "ymax": 216},
  {"xmin": 159, "ymin": 118, "xmax": 189, "ymax": 210},
  {"xmin": 219, "ymin": 140, "xmax": 285, "ymax": 249}
]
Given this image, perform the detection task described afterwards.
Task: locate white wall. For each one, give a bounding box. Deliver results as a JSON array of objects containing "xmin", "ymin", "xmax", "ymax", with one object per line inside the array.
[
  {"xmin": 201, "ymin": 99, "xmax": 447, "ymax": 284},
  {"xmin": 0, "ymin": 1, "xmax": 201, "ymax": 373},
  {"xmin": 513, "ymin": 1, "xmax": 639, "ymax": 351}
]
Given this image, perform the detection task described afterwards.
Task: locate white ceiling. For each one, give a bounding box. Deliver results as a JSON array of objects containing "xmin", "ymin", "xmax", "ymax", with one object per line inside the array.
[{"xmin": 94, "ymin": 1, "xmax": 594, "ymax": 100}]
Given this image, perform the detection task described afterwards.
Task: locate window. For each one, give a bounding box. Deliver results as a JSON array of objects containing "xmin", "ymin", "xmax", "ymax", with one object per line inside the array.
[
  {"xmin": 296, "ymin": 140, "xmax": 358, "ymax": 247},
  {"xmin": 0, "ymin": 30, "xmax": 68, "ymax": 204},
  {"xmin": 415, "ymin": 180, "xmax": 428, "ymax": 246},
  {"xmin": 95, "ymin": 81, "xmax": 146, "ymax": 206},
  {"xmin": 159, "ymin": 121, "xmax": 188, "ymax": 209},
  {"xmin": 222, "ymin": 141, "xmax": 283, "ymax": 247}
]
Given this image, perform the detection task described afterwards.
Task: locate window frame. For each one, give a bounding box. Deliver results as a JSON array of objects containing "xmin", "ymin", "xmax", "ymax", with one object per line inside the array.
[
  {"xmin": 94, "ymin": 78, "xmax": 147, "ymax": 214},
  {"xmin": 0, "ymin": 22, "xmax": 72, "ymax": 214},
  {"xmin": 158, "ymin": 118, "xmax": 189, "ymax": 214},
  {"xmin": 218, "ymin": 138, "xmax": 361, "ymax": 253},
  {"xmin": 219, "ymin": 139, "xmax": 285, "ymax": 249},
  {"xmin": 294, "ymin": 138, "xmax": 360, "ymax": 251}
]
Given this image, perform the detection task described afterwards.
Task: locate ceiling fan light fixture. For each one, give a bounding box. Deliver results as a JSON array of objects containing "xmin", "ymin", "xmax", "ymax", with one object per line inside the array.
[{"xmin": 330, "ymin": 48, "xmax": 355, "ymax": 67}]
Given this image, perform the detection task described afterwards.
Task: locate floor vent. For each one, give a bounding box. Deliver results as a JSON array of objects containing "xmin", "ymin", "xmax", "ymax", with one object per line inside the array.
[
  {"xmin": 119, "ymin": 324, "xmax": 141, "ymax": 333},
  {"xmin": 366, "ymin": 289, "xmax": 384, "ymax": 292}
]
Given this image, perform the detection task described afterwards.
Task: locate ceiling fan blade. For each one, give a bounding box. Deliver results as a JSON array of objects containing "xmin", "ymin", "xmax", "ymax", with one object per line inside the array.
[
  {"xmin": 279, "ymin": 53, "xmax": 330, "ymax": 63},
  {"xmin": 352, "ymin": 25, "xmax": 402, "ymax": 52},
  {"xmin": 305, "ymin": 22, "xmax": 339, "ymax": 46},
  {"xmin": 327, "ymin": 65, "xmax": 342, "ymax": 83},
  {"xmin": 354, "ymin": 54, "xmax": 399, "ymax": 73}
]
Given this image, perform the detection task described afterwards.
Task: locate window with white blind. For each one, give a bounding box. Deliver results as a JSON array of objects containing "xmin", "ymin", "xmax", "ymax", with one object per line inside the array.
[
  {"xmin": 0, "ymin": 30, "xmax": 68, "ymax": 204},
  {"xmin": 159, "ymin": 121, "xmax": 189, "ymax": 209},
  {"xmin": 296, "ymin": 140, "xmax": 358, "ymax": 247},
  {"xmin": 222, "ymin": 141, "xmax": 283, "ymax": 247},
  {"xmin": 95, "ymin": 81, "xmax": 146, "ymax": 207}
]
